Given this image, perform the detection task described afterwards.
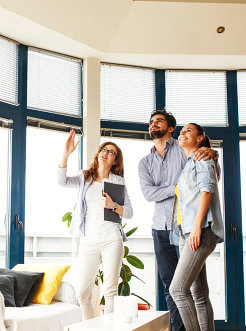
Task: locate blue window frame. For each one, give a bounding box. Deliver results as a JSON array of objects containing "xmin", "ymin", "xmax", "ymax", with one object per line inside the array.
[{"xmin": 0, "ymin": 41, "xmax": 83, "ymax": 269}]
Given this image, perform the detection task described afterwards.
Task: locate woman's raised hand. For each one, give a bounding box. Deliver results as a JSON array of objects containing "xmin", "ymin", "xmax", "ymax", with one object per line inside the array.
[
  {"xmin": 64, "ymin": 129, "xmax": 79, "ymax": 156},
  {"xmin": 59, "ymin": 130, "xmax": 79, "ymax": 168}
]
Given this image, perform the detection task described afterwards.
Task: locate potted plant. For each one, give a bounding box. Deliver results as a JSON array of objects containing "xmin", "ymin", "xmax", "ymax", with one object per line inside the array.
[{"xmin": 62, "ymin": 213, "xmax": 152, "ymax": 309}]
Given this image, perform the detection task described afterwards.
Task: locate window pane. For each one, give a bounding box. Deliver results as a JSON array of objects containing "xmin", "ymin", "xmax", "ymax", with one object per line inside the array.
[
  {"xmin": 25, "ymin": 128, "xmax": 80, "ymax": 264},
  {"xmin": 0, "ymin": 128, "xmax": 11, "ymax": 267},
  {"xmin": 239, "ymin": 140, "xmax": 246, "ymax": 324},
  {"xmin": 166, "ymin": 71, "xmax": 228, "ymax": 126},
  {"xmin": 27, "ymin": 49, "xmax": 82, "ymax": 116},
  {"xmin": 237, "ymin": 71, "xmax": 246, "ymax": 126},
  {"xmin": 206, "ymin": 146, "xmax": 226, "ymax": 320},
  {"xmin": 101, "ymin": 136, "xmax": 156, "ymax": 308},
  {"xmin": 101, "ymin": 64, "xmax": 155, "ymax": 123},
  {"xmin": 0, "ymin": 37, "xmax": 18, "ymax": 105}
]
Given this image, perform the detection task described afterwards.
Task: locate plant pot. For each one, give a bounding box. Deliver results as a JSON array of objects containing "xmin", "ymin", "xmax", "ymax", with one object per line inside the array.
[
  {"xmin": 100, "ymin": 304, "xmax": 105, "ymax": 315},
  {"xmin": 138, "ymin": 303, "xmax": 150, "ymax": 310}
]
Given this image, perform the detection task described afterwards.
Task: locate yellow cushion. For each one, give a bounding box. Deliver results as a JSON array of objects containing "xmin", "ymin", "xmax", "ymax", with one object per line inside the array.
[{"xmin": 13, "ymin": 264, "xmax": 70, "ymax": 305}]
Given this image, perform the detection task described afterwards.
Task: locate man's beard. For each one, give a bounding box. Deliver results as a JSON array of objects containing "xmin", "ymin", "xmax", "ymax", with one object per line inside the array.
[{"xmin": 150, "ymin": 128, "xmax": 168, "ymax": 139}]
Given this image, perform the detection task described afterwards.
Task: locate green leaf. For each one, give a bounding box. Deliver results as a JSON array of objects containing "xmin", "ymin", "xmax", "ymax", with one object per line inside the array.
[
  {"xmin": 100, "ymin": 295, "xmax": 105, "ymax": 305},
  {"xmin": 62, "ymin": 212, "xmax": 72, "ymax": 222},
  {"xmin": 131, "ymin": 293, "xmax": 153, "ymax": 307},
  {"xmin": 120, "ymin": 264, "xmax": 132, "ymax": 282},
  {"xmin": 96, "ymin": 269, "xmax": 103, "ymax": 283},
  {"xmin": 122, "ymin": 222, "xmax": 127, "ymax": 229},
  {"xmin": 118, "ymin": 282, "xmax": 130, "ymax": 296},
  {"xmin": 123, "ymin": 246, "xmax": 129, "ymax": 258},
  {"xmin": 125, "ymin": 227, "xmax": 138, "ymax": 237},
  {"xmin": 132, "ymin": 273, "xmax": 145, "ymax": 284},
  {"xmin": 126, "ymin": 255, "xmax": 144, "ymax": 269},
  {"xmin": 62, "ymin": 212, "xmax": 72, "ymax": 228}
]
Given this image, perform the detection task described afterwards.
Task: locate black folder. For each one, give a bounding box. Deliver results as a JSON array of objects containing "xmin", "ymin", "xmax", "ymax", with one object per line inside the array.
[{"xmin": 103, "ymin": 180, "xmax": 125, "ymax": 223}]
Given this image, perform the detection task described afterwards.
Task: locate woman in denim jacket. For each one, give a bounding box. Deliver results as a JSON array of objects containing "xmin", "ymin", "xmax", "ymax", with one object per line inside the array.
[
  {"xmin": 58, "ymin": 130, "xmax": 133, "ymax": 320},
  {"xmin": 170, "ymin": 123, "xmax": 224, "ymax": 331}
]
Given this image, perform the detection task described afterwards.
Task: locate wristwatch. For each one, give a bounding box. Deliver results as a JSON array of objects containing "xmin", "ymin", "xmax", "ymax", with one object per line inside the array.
[{"xmin": 112, "ymin": 202, "xmax": 117, "ymax": 211}]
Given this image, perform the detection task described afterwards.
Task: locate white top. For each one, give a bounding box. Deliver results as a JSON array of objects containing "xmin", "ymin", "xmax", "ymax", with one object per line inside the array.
[{"xmin": 81, "ymin": 181, "xmax": 121, "ymax": 243}]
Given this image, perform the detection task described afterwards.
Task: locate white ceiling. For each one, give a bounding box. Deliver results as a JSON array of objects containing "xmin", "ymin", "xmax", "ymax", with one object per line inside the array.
[
  {"xmin": 134, "ymin": 0, "xmax": 246, "ymax": 3},
  {"xmin": 0, "ymin": 0, "xmax": 246, "ymax": 69}
]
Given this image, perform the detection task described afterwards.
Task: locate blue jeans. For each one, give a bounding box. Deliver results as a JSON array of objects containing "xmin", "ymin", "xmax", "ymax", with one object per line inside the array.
[{"xmin": 152, "ymin": 229, "xmax": 185, "ymax": 331}]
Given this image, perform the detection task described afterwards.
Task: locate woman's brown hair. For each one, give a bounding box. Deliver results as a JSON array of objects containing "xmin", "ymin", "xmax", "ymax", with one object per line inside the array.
[
  {"xmin": 83, "ymin": 141, "xmax": 124, "ymax": 182},
  {"xmin": 189, "ymin": 123, "xmax": 211, "ymax": 148}
]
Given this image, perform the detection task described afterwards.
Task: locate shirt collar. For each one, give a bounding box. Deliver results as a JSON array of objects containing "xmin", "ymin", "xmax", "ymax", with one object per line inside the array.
[
  {"xmin": 188, "ymin": 151, "xmax": 196, "ymax": 161},
  {"xmin": 151, "ymin": 137, "xmax": 175, "ymax": 153}
]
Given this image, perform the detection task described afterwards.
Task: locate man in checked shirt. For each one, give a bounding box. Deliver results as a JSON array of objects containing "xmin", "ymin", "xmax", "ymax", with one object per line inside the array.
[{"xmin": 138, "ymin": 110, "xmax": 218, "ymax": 331}]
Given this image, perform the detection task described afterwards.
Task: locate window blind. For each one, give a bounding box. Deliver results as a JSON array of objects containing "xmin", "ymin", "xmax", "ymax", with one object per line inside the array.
[
  {"xmin": 27, "ymin": 49, "xmax": 82, "ymax": 117},
  {"xmin": 166, "ymin": 70, "xmax": 228, "ymax": 126},
  {"xmin": 27, "ymin": 117, "xmax": 82, "ymax": 135},
  {"xmin": 237, "ymin": 71, "xmax": 246, "ymax": 126},
  {"xmin": 0, "ymin": 117, "xmax": 13, "ymax": 130},
  {"xmin": 101, "ymin": 64, "xmax": 155, "ymax": 123},
  {"xmin": 0, "ymin": 36, "xmax": 18, "ymax": 105}
]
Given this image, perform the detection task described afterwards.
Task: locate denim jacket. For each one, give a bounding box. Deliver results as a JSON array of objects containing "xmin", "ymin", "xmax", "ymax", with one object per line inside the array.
[
  {"xmin": 169, "ymin": 194, "xmax": 180, "ymax": 246},
  {"xmin": 170, "ymin": 154, "xmax": 224, "ymax": 244},
  {"xmin": 57, "ymin": 167, "xmax": 133, "ymax": 241}
]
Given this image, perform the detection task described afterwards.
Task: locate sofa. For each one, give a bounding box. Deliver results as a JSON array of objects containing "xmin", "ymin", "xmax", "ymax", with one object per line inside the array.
[
  {"xmin": 0, "ymin": 265, "xmax": 83, "ymax": 331},
  {"xmin": 4, "ymin": 284, "xmax": 82, "ymax": 331}
]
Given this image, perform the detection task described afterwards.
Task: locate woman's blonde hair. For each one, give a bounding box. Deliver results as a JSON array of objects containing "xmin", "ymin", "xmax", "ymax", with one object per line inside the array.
[{"xmin": 83, "ymin": 141, "xmax": 124, "ymax": 182}]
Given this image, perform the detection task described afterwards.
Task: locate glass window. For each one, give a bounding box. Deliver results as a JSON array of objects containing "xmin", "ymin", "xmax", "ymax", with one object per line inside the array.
[
  {"xmin": 206, "ymin": 146, "xmax": 226, "ymax": 320},
  {"xmin": 25, "ymin": 127, "xmax": 80, "ymax": 264},
  {"xmin": 27, "ymin": 49, "xmax": 82, "ymax": 116},
  {"xmin": 166, "ymin": 70, "xmax": 228, "ymax": 126},
  {"xmin": 239, "ymin": 140, "xmax": 246, "ymax": 324},
  {"xmin": 0, "ymin": 127, "xmax": 11, "ymax": 267},
  {"xmin": 101, "ymin": 64, "xmax": 155, "ymax": 123},
  {"xmin": 237, "ymin": 71, "xmax": 246, "ymax": 126},
  {"xmin": 0, "ymin": 36, "xmax": 18, "ymax": 105}
]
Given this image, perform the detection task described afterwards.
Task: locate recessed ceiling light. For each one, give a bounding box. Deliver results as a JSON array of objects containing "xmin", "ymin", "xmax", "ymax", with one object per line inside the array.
[{"xmin": 217, "ymin": 26, "xmax": 225, "ymax": 34}]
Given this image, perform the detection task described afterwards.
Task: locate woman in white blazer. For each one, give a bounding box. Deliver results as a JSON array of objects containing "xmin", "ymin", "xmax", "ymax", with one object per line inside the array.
[{"xmin": 58, "ymin": 130, "xmax": 133, "ymax": 320}]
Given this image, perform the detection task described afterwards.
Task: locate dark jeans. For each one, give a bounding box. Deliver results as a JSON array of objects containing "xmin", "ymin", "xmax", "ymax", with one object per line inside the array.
[{"xmin": 152, "ymin": 229, "xmax": 185, "ymax": 331}]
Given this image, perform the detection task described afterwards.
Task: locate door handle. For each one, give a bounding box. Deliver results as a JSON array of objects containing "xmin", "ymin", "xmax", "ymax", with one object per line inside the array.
[
  {"xmin": 15, "ymin": 215, "xmax": 23, "ymax": 235},
  {"xmin": 230, "ymin": 222, "xmax": 237, "ymax": 240}
]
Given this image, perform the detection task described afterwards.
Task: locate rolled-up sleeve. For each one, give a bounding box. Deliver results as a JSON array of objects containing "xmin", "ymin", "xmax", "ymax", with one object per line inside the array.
[
  {"xmin": 196, "ymin": 160, "xmax": 216, "ymax": 194},
  {"xmin": 138, "ymin": 158, "xmax": 175, "ymax": 202},
  {"xmin": 57, "ymin": 166, "xmax": 81, "ymax": 188},
  {"xmin": 122, "ymin": 185, "xmax": 133, "ymax": 219}
]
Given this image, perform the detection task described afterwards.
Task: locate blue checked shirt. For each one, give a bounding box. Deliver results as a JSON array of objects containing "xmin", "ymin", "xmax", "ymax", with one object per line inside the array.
[{"xmin": 138, "ymin": 138, "xmax": 187, "ymax": 230}]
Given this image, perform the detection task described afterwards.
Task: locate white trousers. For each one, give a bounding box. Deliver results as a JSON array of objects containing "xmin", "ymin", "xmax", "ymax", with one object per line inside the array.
[{"xmin": 76, "ymin": 239, "xmax": 124, "ymax": 320}]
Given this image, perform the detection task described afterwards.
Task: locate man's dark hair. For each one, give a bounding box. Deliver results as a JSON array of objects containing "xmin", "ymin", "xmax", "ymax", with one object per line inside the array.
[{"xmin": 150, "ymin": 109, "xmax": 176, "ymax": 136}]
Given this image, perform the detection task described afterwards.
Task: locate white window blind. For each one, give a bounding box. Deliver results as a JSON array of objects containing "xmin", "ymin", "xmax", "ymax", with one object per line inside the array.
[
  {"xmin": 237, "ymin": 71, "xmax": 246, "ymax": 126},
  {"xmin": 27, "ymin": 49, "xmax": 82, "ymax": 116},
  {"xmin": 0, "ymin": 36, "xmax": 18, "ymax": 105},
  {"xmin": 101, "ymin": 64, "xmax": 155, "ymax": 123},
  {"xmin": 166, "ymin": 71, "xmax": 228, "ymax": 126}
]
